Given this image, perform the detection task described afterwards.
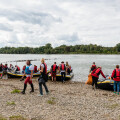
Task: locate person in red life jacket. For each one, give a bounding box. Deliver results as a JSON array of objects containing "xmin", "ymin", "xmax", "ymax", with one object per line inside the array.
[
  {"xmin": 111, "ymin": 65, "xmax": 120, "ymax": 95},
  {"xmin": 51, "ymin": 62, "xmax": 58, "ymax": 82},
  {"xmin": 91, "ymin": 67, "xmax": 106, "ymax": 89},
  {"xmin": 38, "ymin": 58, "xmax": 49, "ymax": 96},
  {"xmin": 22, "ymin": 65, "xmax": 26, "ymax": 73},
  {"xmin": 60, "ymin": 61, "xmax": 66, "ymax": 83},
  {"xmin": 3, "ymin": 64, "xmax": 8, "ymax": 71},
  {"xmin": 90, "ymin": 62, "xmax": 97, "ymax": 73},
  {"xmin": 0, "ymin": 63, "xmax": 3, "ymax": 71},
  {"xmin": 34, "ymin": 65, "xmax": 37, "ymax": 73},
  {"xmin": 21, "ymin": 60, "xmax": 34, "ymax": 94}
]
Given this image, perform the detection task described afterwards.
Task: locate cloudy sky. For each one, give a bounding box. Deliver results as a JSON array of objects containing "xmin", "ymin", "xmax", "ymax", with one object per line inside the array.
[{"xmin": 0, "ymin": 0, "xmax": 120, "ymax": 47}]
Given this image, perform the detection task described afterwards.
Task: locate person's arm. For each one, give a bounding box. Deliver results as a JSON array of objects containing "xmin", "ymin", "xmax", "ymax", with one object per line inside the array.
[
  {"xmin": 100, "ymin": 70, "xmax": 106, "ymax": 78},
  {"xmin": 40, "ymin": 66, "xmax": 44, "ymax": 73},
  {"xmin": 111, "ymin": 69, "xmax": 115, "ymax": 79}
]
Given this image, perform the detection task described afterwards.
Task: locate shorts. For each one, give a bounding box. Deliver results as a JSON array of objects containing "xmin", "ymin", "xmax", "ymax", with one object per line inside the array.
[
  {"xmin": 51, "ymin": 72, "xmax": 56, "ymax": 77},
  {"xmin": 24, "ymin": 77, "xmax": 32, "ymax": 84}
]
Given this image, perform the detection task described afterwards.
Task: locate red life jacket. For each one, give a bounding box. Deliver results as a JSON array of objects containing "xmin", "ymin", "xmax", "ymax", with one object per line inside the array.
[
  {"xmin": 114, "ymin": 68, "xmax": 120, "ymax": 78},
  {"xmin": 52, "ymin": 64, "xmax": 57, "ymax": 72},
  {"xmin": 17, "ymin": 66, "xmax": 20, "ymax": 71},
  {"xmin": 60, "ymin": 64, "xmax": 65, "ymax": 70},
  {"xmin": 23, "ymin": 66, "xmax": 26, "ymax": 71},
  {"xmin": 91, "ymin": 65, "xmax": 96, "ymax": 71},
  {"xmin": 34, "ymin": 66, "xmax": 37, "ymax": 73},
  {"xmin": 94, "ymin": 68, "xmax": 101, "ymax": 76}
]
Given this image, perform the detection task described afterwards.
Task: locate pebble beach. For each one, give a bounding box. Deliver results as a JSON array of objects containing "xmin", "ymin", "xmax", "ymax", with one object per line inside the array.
[{"xmin": 0, "ymin": 78, "xmax": 120, "ymax": 120}]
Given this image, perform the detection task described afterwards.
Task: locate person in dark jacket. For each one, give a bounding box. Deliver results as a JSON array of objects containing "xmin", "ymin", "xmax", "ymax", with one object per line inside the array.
[
  {"xmin": 91, "ymin": 67, "xmax": 106, "ymax": 89},
  {"xmin": 111, "ymin": 65, "xmax": 120, "ymax": 95},
  {"xmin": 38, "ymin": 58, "xmax": 49, "ymax": 96}
]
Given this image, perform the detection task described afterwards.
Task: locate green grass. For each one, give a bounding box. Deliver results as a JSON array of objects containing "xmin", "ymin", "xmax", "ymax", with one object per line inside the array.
[
  {"xmin": 108, "ymin": 103, "xmax": 119, "ymax": 109},
  {"xmin": 0, "ymin": 115, "xmax": 7, "ymax": 120},
  {"xmin": 47, "ymin": 97, "xmax": 56, "ymax": 105},
  {"xmin": 7, "ymin": 101, "xmax": 16, "ymax": 105},
  {"xmin": 9, "ymin": 115, "xmax": 26, "ymax": 120},
  {"xmin": 11, "ymin": 89, "xmax": 21, "ymax": 94}
]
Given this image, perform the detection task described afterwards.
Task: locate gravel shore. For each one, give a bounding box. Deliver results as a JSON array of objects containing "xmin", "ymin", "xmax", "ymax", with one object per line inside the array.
[{"xmin": 0, "ymin": 78, "xmax": 120, "ymax": 120}]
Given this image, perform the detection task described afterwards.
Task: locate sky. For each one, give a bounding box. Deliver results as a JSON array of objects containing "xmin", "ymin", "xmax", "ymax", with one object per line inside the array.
[{"xmin": 0, "ymin": 0, "xmax": 120, "ymax": 47}]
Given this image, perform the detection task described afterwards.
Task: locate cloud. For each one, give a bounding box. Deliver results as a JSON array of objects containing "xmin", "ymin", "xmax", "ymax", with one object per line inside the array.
[{"xmin": 0, "ymin": 0, "xmax": 119, "ymax": 47}]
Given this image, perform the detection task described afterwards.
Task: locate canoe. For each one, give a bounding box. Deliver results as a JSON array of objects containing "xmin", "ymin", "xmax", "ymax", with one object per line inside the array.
[
  {"xmin": 7, "ymin": 71, "xmax": 41, "ymax": 78},
  {"xmin": 97, "ymin": 75, "xmax": 113, "ymax": 90},
  {"xmin": 48, "ymin": 72, "xmax": 74, "ymax": 81}
]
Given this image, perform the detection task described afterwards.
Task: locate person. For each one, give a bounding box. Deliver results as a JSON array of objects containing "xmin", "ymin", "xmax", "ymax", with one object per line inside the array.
[
  {"xmin": 34, "ymin": 65, "xmax": 37, "ymax": 73},
  {"xmin": 51, "ymin": 62, "xmax": 58, "ymax": 82},
  {"xmin": 60, "ymin": 61, "xmax": 66, "ymax": 83},
  {"xmin": 0, "ymin": 63, "xmax": 3, "ymax": 72},
  {"xmin": 3, "ymin": 64, "xmax": 8, "ymax": 71},
  {"xmin": 91, "ymin": 67, "xmax": 106, "ymax": 89},
  {"xmin": 90, "ymin": 62, "xmax": 97, "ymax": 73},
  {"xmin": 22, "ymin": 65, "xmax": 26, "ymax": 73},
  {"xmin": 38, "ymin": 58, "xmax": 49, "ymax": 96},
  {"xmin": 21, "ymin": 60, "xmax": 34, "ymax": 94},
  {"xmin": 66, "ymin": 61, "xmax": 71, "ymax": 75},
  {"xmin": 15, "ymin": 65, "xmax": 20, "ymax": 73},
  {"xmin": 111, "ymin": 65, "xmax": 120, "ymax": 95}
]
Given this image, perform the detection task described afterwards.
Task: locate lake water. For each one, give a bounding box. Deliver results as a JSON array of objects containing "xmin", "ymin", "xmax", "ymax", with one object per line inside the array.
[{"xmin": 0, "ymin": 54, "xmax": 120, "ymax": 82}]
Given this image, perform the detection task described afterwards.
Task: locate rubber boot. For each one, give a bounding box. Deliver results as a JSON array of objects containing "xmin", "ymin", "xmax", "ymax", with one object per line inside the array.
[
  {"xmin": 30, "ymin": 83, "xmax": 34, "ymax": 93},
  {"xmin": 21, "ymin": 84, "xmax": 27, "ymax": 94}
]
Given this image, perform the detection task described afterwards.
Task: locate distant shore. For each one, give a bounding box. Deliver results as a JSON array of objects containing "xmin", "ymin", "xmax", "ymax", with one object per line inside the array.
[{"xmin": 0, "ymin": 78, "xmax": 119, "ymax": 120}]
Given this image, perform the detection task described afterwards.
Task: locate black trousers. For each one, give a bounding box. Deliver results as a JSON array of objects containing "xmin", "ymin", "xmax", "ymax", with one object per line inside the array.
[
  {"xmin": 61, "ymin": 72, "xmax": 66, "ymax": 82},
  {"xmin": 92, "ymin": 76, "xmax": 98, "ymax": 88}
]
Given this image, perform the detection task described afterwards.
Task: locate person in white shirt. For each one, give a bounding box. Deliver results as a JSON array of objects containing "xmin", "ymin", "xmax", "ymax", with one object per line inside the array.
[{"xmin": 21, "ymin": 60, "xmax": 34, "ymax": 94}]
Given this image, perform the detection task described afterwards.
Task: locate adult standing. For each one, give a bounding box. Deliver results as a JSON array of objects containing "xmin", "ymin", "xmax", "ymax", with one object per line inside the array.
[
  {"xmin": 38, "ymin": 58, "xmax": 49, "ymax": 96},
  {"xmin": 60, "ymin": 61, "xmax": 66, "ymax": 83},
  {"xmin": 111, "ymin": 65, "xmax": 120, "ymax": 95},
  {"xmin": 51, "ymin": 62, "xmax": 58, "ymax": 82},
  {"xmin": 21, "ymin": 60, "xmax": 34, "ymax": 94}
]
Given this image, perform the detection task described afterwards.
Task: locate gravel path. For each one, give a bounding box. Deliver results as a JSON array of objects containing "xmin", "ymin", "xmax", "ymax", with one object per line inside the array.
[{"xmin": 0, "ymin": 79, "xmax": 120, "ymax": 120}]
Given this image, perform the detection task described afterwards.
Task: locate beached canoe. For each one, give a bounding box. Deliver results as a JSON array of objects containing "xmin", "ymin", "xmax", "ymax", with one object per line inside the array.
[
  {"xmin": 48, "ymin": 72, "xmax": 74, "ymax": 81},
  {"xmin": 97, "ymin": 75, "xmax": 113, "ymax": 90},
  {"xmin": 7, "ymin": 71, "xmax": 41, "ymax": 78}
]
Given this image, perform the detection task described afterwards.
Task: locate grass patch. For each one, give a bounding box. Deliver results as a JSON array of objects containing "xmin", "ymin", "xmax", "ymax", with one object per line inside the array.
[
  {"xmin": 7, "ymin": 101, "xmax": 16, "ymax": 105},
  {"xmin": 9, "ymin": 115, "xmax": 26, "ymax": 120},
  {"xmin": 108, "ymin": 103, "xmax": 119, "ymax": 109},
  {"xmin": 0, "ymin": 115, "xmax": 7, "ymax": 120},
  {"xmin": 47, "ymin": 97, "xmax": 56, "ymax": 105},
  {"xmin": 11, "ymin": 89, "xmax": 21, "ymax": 94}
]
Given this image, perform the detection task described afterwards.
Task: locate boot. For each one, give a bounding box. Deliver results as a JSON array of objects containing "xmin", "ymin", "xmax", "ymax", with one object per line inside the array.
[
  {"xmin": 30, "ymin": 83, "xmax": 34, "ymax": 93},
  {"xmin": 21, "ymin": 84, "xmax": 27, "ymax": 94}
]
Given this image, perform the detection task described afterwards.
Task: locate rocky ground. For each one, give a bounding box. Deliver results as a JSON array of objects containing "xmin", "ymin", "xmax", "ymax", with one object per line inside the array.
[{"xmin": 0, "ymin": 78, "xmax": 120, "ymax": 120}]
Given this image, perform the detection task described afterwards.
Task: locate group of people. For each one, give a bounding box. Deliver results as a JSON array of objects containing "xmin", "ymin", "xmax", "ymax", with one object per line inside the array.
[
  {"xmin": 21, "ymin": 58, "xmax": 49, "ymax": 96},
  {"xmin": 50, "ymin": 61, "xmax": 72, "ymax": 82},
  {"xmin": 90, "ymin": 62, "xmax": 120, "ymax": 95}
]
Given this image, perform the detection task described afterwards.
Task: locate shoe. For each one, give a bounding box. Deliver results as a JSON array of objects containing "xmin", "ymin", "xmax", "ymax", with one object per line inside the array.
[
  {"xmin": 92, "ymin": 86, "xmax": 94, "ymax": 90},
  {"xmin": 30, "ymin": 90, "xmax": 34, "ymax": 93},
  {"xmin": 46, "ymin": 92, "xmax": 49, "ymax": 95},
  {"xmin": 21, "ymin": 91, "xmax": 25, "ymax": 94},
  {"xmin": 114, "ymin": 92, "xmax": 116, "ymax": 94},
  {"xmin": 117, "ymin": 92, "xmax": 119, "ymax": 95},
  {"xmin": 38, "ymin": 94, "xmax": 43, "ymax": 97}
]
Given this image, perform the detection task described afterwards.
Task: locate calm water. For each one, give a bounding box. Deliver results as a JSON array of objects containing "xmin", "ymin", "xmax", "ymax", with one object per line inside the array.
[{"xmin": 0, "ymin": 54, "xmax": 120, "ymax": 82}]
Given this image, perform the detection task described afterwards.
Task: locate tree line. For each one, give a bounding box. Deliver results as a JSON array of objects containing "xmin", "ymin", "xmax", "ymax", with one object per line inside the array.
[{"xmin": 0, "ymin": 43, "xmax": 120, "ymax": 54}]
